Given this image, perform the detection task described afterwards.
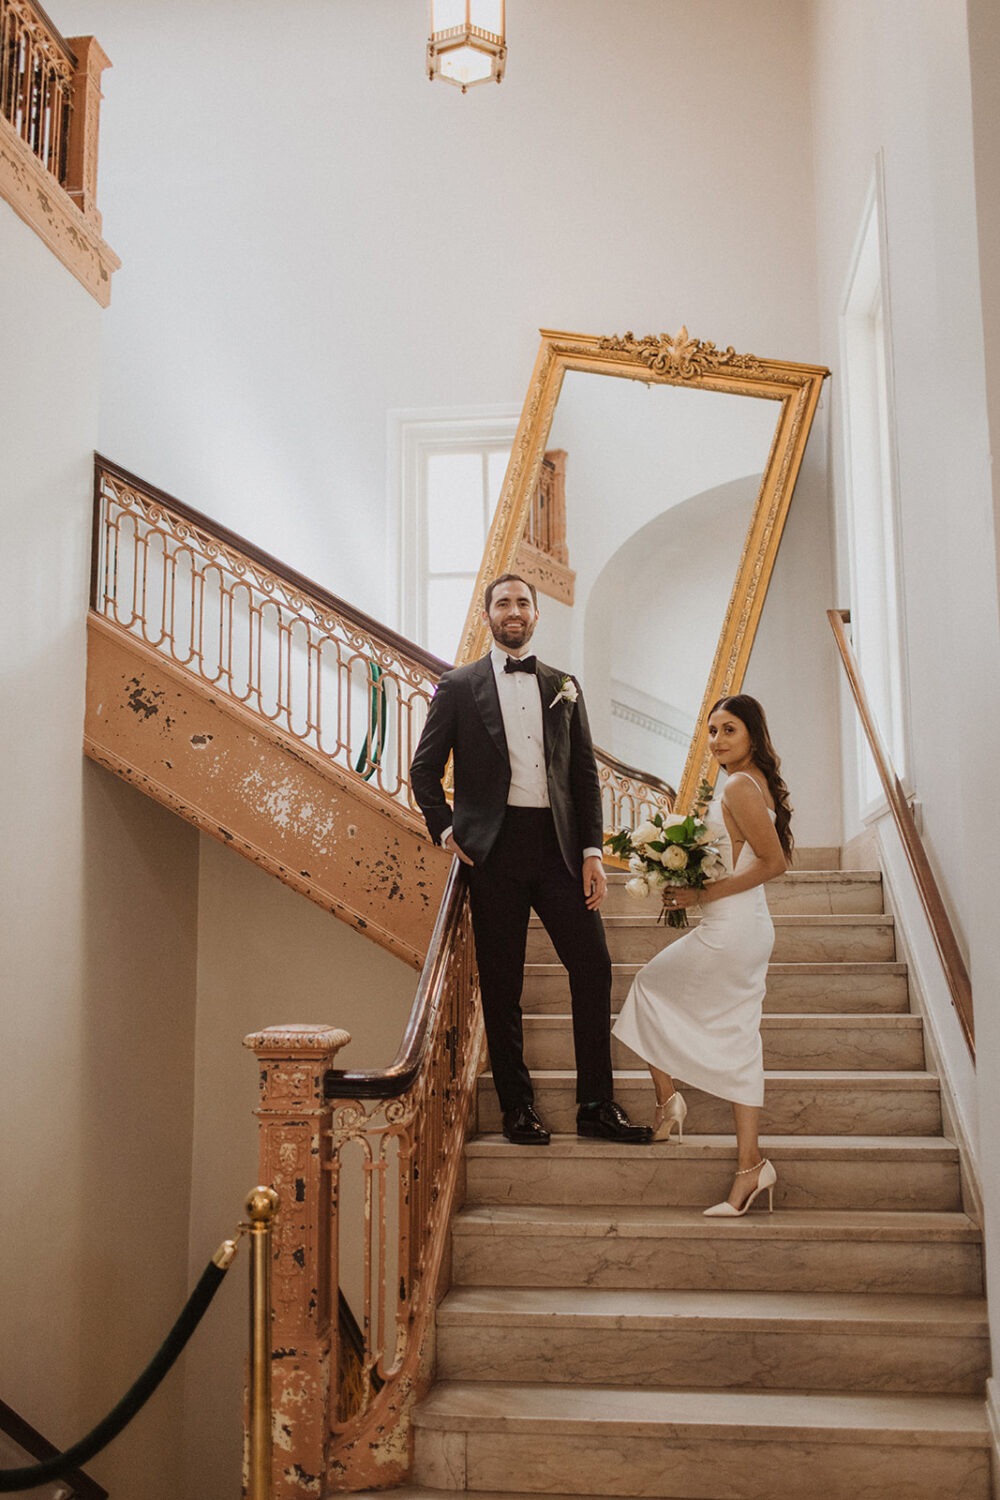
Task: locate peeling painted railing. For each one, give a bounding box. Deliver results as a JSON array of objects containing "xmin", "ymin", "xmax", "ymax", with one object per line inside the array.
[
  {"xmin": 0, "ymin": 0, "xmax": 75, "ymax": 182},
  {"xmin": 91, "ymin": 457, "xmax": 450, "ymax": 816},
  {"xmin": 246, "ymin": 862, "xmax": 481, "ymax": 1496}
]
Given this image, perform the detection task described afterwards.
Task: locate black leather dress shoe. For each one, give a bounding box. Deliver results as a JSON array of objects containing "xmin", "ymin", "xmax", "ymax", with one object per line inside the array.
[
  {"xmin": 576, "ymin": 1099, "xmax": 653, "ymax": 1143},
  {"xmin": 501, "ymin": 1105, "xmax": 551, "ymax": 1145}
]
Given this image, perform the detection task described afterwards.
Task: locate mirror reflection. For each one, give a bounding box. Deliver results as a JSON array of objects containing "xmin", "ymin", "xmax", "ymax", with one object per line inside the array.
[
  {"xmin": 537, "ymin": 373, "xmax": 781, "ymax": 787},
  {"xmin": 458, "ymin": 329, "xmax": 828, "ymax": 810}
]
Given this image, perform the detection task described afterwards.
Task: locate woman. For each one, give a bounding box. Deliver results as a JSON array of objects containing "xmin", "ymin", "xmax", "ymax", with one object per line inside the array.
[{"xmin": 613, "ymin": 695, "xmax": 793, "ymax": 1216}]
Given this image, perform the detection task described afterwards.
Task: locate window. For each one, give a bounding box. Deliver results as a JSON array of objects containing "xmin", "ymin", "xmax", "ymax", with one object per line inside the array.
[
  {"xmin": 391, "ymin": 408, "xmax": 517, "ymax": 662},
  {"xmin": 841, "ymin": 158, "xmax": 909, "ymax": 807}
]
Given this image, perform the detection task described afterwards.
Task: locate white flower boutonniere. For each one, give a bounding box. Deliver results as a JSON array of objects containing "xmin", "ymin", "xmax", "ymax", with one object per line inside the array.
[{"xmin": 550, "ymin": 675, "xmax": 579, "ymax": 708}]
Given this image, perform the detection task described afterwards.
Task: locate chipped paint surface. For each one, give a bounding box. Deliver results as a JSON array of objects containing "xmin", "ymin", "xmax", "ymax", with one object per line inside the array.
[
  {"xmin": 84, "ymin": 616, "xmax": 449, "ymax": 967},
  {"xmin": 246, "ymin": 1028, "xmax": 348, "ymax": 1497}
]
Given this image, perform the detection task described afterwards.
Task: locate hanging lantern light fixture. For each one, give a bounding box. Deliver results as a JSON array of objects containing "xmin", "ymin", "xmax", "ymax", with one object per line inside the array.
[{"xmin": 427, "ymin": 0, "xmax": 506, "ymax": 93}]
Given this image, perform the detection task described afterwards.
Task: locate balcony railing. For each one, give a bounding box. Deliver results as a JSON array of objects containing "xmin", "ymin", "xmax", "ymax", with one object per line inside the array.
[{"xmin": 0, "ymin": 0, "xmax": 75, "ymax": 185}]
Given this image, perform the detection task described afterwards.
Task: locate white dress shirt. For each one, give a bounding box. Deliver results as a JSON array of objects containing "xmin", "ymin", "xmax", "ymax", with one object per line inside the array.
[
  {"xmin": 440, "ymin": 649, "xmax": 602, "ymax": 864},
  {"xmin": 490, "ymin": 646, "xmax": 549, "ymax": 806}
]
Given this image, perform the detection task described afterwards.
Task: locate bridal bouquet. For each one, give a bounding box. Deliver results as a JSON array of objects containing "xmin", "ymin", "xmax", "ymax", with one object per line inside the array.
[{"xmin": 604, "ymin": 782, "xmax": 726, "ymax": 928}]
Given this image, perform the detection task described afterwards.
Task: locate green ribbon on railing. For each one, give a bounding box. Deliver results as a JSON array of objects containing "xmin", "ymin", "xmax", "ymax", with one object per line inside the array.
[
  {"xmin": 0, "ymin": 1254, "xmax": 232, "ymax": 1491},
  {"xmin": 354, "ymin": 662, "xmax": 387, "ymax": 780}
]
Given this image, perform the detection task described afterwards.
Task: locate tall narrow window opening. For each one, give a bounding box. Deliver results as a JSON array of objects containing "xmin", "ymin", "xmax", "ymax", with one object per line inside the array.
[
  {"xmin": 391, "ymin": 409, "xmax": 516, "ymax": 662},
  {"xmin": 841, "ymin": 161, "xmax": 909, "ymax": 808}
]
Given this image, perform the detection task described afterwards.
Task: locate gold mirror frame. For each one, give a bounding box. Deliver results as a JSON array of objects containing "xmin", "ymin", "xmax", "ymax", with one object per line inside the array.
[{"xmin": 455, "ymin": 328, "xmax": 829, "ymax": 812}]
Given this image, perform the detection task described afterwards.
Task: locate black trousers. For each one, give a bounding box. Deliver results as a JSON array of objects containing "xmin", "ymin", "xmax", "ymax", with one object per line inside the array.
[{"xmin": 466, "ymin": 806, "xmax": 614, "ymax": 1114}]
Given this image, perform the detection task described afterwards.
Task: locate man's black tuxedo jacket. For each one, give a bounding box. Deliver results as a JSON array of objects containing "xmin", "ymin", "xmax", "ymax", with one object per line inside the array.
[{"xmin": 410, "ymin": 654, "xmax": 604, "ymax": 877}]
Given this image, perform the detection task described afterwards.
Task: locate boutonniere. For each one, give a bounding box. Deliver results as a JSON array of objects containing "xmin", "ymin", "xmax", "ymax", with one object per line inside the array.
[{"xmin": 550, "ymin": 675, "xmax": 579, "ymax": 708}]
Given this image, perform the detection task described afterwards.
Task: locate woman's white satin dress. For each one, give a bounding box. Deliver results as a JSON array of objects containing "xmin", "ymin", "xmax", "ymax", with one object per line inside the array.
[{"xmin": 613, "ymin": 807, "xmax": 776, "ymax": 1107}]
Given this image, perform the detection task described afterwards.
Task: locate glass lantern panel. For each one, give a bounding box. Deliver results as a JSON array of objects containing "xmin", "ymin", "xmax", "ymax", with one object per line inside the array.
[
  {"xmin": 431, "ymin": 0, "xmax": 468, "ymax": 33},
  {"xmin": 440, "ymin": 44, "xmax": 493, "ymax": 86},
  {"xmin": 470, "ymin": 0, "xmax": 503, "ymax": 36}
]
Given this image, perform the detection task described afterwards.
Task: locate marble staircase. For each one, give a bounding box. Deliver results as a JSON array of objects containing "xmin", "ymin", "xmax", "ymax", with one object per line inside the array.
[{"xmin": 370, "ymin": 863, "xmax": 992, "ymax": 1500}]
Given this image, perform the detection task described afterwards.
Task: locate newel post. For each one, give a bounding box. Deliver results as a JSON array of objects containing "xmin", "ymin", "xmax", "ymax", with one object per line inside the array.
[
  {"xmin": 244, "ymin": 1024, "xmax": 351, "ymax": 1500},
  {"xmin": 63, "ymin": 36, "xmax": 111, "ymax": 227}
]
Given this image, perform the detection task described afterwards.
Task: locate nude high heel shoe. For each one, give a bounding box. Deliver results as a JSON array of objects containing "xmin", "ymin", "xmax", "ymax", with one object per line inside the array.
[
  {"xmin": 653, "ymin": 1091, "xmax": 687, "ymax": 1142},
  {"xmin": 703, "ymin": 1158, "xmax": 777, "ymax": 1217}
]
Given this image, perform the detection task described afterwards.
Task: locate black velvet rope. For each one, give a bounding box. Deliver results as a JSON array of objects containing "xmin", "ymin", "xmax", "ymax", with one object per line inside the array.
[{"xmin": 0, "ymin": 1259, "xmax": 228, "ymax": 1491}]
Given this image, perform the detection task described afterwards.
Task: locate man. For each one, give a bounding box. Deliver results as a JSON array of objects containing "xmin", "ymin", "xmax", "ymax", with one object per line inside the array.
[{"xmin": 410, "ymin": 573, "xmax": 652, "ymax": 1146}]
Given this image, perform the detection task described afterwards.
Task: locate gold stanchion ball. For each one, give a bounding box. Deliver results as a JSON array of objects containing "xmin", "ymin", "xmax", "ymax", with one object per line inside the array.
[{"xmin": 246, "ymin": 1185, "xmax": 280, "ymax": 1221}]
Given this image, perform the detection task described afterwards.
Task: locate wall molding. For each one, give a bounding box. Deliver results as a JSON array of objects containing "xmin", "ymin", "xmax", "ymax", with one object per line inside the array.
[{"xmin": 0, "ymin": 114, "xmax": 119, "ymax": 306}]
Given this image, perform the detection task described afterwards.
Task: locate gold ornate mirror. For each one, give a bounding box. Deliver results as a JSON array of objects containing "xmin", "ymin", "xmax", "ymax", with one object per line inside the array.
[{"xmin": 456, "ymin": 328, "xmax": 828, "ymax": 812}]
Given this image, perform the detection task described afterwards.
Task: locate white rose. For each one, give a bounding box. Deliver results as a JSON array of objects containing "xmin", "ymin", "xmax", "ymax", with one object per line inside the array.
[
  {"xmin": 625, "ymin": 876, "xmax": 650, "ymax": 900},
  {"xmin": 645, "ymin": 867, "xmax": 668, "ymax": 891},
  {"xmin": 628, "ymin": 854, "xmax": 646, "ymax": 874},
  {"xmin": 700, "ymin": 852, "xmax": 727, "ymax": 882},
  {"xmin": 662, "ymin": 845, "xmax": 689, "ymax": 871},
  {"xmin": 631, "ymin": 820, "xmax": 659, "ymax": 848}
]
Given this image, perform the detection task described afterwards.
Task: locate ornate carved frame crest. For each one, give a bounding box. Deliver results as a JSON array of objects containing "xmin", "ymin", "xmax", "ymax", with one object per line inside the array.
[{"xmin": 456, "ymin": 327, "xmax": 829, "ymax": 811}]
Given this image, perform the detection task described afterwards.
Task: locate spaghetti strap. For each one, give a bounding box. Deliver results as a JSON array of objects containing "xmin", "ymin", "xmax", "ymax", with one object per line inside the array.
[{"xmin": 727, "ymin": 770, "xmax": 767, "ymax": 797}]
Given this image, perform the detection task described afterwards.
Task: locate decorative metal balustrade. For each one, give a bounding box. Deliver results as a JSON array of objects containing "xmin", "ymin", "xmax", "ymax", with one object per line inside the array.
[
  {"xmin": 89, "ymin": 454, "xmax": 678, "ymax": 1493},
  {"xmin": 597, "ymin": 745, "xmax": 676, "ymax": 832},
  {"xmin": 245, "ymin": 863, "xmax": 482, "ymax": 1495},
  {"xmin": 0, "ymin": 0, "xmax": 74, "ymax": 184},
  {"xmin": 91, "ymin": 457, "xmax": 449, "ymax": 822},
  {"xmin": 92, "ymin": 457, "xmax": 671, "ymax": 840}
]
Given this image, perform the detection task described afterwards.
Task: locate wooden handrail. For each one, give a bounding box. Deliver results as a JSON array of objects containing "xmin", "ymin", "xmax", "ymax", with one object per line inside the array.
[
  {"xmin": 325, "ymin": 860, "xmax": 466, "ymax": 1099},
  {"xmin": 828, "ymin": 608, "xmax": 975, "ymax": 1058}
]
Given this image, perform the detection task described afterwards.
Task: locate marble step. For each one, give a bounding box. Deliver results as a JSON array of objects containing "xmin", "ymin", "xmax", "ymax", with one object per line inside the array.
[
  {"xmin": 411, "ymin": 1384, "xmax": 990, "ymax": 1499},
  {"xmin": 344, "ymin": 1493, "xmax": 669, "ymax": 1500},
  {"xmin": 435, "ymin": 1286, "xmax": 989, "ymax": 1395},
  {"xmin": 476, "ymin": 1070, "xmax": 942, "ymax": 1137},
  {"xmin": 526, "ymin": 913, "xmax": 896, "ymax": 964},
  {"xmin": 463, "ymin": 1135, "xmax": 963, "ymax": 1212},
  {"xmin": 602, "ymin": 868, "xmax": 884, "ymax": 916},
  {"xmin": 523, "ymin": 960, "xmax": 911, "ymax": 1014},
  {"xmin": 523, "ymin": 1012, "xmax": 925, "ymax": 1072},
  {"xmin": 450, "ymin": 1206, "xmax": 983, "ymax": 1296}
]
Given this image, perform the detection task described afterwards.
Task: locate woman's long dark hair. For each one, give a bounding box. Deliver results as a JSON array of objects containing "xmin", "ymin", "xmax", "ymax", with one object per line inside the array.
[{"xmin": 709, "ymin": 694, "xmax": 794, "ymax": 861}]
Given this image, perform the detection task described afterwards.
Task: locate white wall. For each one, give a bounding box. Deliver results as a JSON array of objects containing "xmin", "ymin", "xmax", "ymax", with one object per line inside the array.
[
  {"xmin": 808, "ymin": 0, "xmax": 1000, "ymax": 1401},
  {"xmin": 0, "ymin": 205, "xmax": 201, "ymax": 1498},
  {"xmin": 52, "ymin": 1, "xmax": 824, "ymax": 586},
  {"xmin": 51, "ymin": 0, "xmax": 838, "ymax": 855}
]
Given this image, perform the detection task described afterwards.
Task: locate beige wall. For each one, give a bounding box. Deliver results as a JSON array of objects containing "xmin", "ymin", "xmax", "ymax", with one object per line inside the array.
[
  {"xmin": 0, "ymin": 199, "xmax": 203, "ymax": 1495},
  {"xmin": 180, "ymin": 836, "xmax": 416, "ymax": 1496}
]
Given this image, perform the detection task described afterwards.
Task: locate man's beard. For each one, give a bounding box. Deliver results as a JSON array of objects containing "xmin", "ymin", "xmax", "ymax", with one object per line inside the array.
[{"xmin": 490, "ymin": 618, "xmax": 535, "ymax": 652}]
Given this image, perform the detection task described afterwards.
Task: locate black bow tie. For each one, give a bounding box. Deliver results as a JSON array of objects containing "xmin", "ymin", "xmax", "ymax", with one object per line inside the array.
[{"xmin": 504, "ymin": 655, "xmax": 537, "ymax": 674}]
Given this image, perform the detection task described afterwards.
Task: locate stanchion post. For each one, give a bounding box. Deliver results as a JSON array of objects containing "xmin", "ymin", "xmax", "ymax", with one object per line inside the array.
[
  {"xmin": 247, "ymin": 1187, "xmax": 279, "ymax": 1500},
  {"xmin": 243, "ymin": 1025, "xmax": 351, "ymax": 1500}
]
